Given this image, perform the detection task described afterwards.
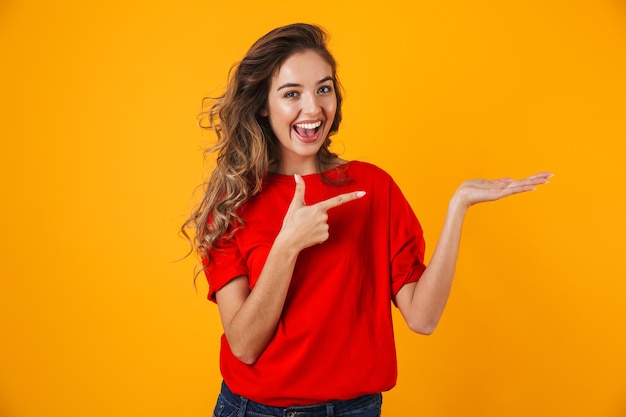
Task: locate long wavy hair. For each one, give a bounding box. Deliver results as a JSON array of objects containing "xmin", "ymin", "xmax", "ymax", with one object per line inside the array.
[{"xmin": 182, "ymin": 23, "xmax": 344, "ymax": 266}]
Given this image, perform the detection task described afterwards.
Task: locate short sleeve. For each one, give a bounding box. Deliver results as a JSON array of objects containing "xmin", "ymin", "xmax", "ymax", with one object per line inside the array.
[
  {"xmin": 388, "ymin": 179, "xmax": 427, "ymax": 297},
  {"xmin": 204, "ymin": 231, "xmax": 248, "ymax": 303}
]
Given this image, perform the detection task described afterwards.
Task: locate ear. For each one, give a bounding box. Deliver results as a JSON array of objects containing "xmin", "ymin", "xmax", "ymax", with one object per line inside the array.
[{"xmin": 260, "ymin": 106, "xmax": 268, "ymax": 117}]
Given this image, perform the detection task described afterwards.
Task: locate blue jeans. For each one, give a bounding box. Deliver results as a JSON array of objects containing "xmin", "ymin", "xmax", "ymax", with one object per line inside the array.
[{"xmin": 213, "ymin": 381, "xmax": 382, "ymax": 417}]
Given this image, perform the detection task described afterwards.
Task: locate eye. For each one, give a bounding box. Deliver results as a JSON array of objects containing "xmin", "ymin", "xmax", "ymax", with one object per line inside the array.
[
  {"xmin": 317, "ymin": 85, "xmax": 333, "ymax": 94},
  {"xmin": 284, "ymin": 91, "xmax": 299, "ymax": 99}
]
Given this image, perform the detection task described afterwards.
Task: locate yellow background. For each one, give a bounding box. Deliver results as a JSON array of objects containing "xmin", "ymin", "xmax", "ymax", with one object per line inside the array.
[{"xmin": 1, "ymin": 1, "xmax": 625, "ymax": 416}]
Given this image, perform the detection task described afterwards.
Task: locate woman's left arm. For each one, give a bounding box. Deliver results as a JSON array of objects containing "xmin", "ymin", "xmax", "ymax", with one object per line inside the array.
[{"xmin": 395, "ymin": 172, "xmax": 552, "ymax": 335}]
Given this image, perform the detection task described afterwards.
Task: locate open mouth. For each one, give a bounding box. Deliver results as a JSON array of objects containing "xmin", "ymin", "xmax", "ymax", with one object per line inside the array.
[{"xmin": 293, "ymin": 121, "xmax": 322, "ymax": 141}]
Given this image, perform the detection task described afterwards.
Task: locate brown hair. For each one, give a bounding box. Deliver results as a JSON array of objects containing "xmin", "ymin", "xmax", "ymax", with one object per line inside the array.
[{"xmin": 182, "ymin": 23, "xmax": 344, "ymax": 265}]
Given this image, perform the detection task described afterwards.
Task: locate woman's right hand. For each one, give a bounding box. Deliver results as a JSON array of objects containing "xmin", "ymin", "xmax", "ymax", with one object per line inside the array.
[{"xmin": 278, "ymin": 174, "xmax": 366, "ymax": 251}]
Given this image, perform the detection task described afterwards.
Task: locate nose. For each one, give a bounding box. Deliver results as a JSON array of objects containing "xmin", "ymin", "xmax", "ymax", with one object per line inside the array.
[{"xmin": 302, "ymin": 92, "xmax": 321, "ymax": 116}]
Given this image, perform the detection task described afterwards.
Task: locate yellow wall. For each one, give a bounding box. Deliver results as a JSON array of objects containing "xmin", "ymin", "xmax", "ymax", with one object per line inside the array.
[{"xmin": 1, "ymin": 1, "xmax": 625, "ymax": 416}]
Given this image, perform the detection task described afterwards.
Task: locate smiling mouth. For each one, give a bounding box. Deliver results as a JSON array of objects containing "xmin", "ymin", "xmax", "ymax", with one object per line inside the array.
[{"xmin": 293, "ymin": 121, "xmax": 322, "ymax": 139}]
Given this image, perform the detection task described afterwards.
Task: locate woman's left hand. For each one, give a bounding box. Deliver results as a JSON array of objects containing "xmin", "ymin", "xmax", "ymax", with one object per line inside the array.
[{"xmin": 453, "ymin": 171, "xmax": 553, "ymax": 209}]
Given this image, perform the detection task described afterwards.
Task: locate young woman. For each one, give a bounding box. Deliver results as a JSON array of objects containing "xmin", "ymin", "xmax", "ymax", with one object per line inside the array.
[{"xmin": 183, "ymin": 23, "xmax": 551, "ymax": 417}]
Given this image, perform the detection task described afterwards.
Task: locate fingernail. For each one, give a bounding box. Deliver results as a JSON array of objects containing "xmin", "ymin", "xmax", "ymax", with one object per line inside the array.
[{"xmin": 356, "ymin": 191, "xmax": 366, "ymax": 198}]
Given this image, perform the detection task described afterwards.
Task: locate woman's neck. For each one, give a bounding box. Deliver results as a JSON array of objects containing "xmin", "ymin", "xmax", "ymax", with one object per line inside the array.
[{"xmin": 271, "ymin": 156, "xmax": 347, "ymax": 176}]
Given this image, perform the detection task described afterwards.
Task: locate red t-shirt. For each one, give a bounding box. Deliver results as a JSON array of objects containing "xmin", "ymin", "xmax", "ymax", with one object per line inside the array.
[{"xmin": 205, "ymin": 161, "xmax": 426, "ymax": 406}]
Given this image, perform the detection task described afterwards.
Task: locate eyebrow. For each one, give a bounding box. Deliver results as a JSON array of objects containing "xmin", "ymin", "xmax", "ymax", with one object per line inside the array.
[{"xmin": 277, "ymin": 76, "xmax": 334, "ymax": 91}]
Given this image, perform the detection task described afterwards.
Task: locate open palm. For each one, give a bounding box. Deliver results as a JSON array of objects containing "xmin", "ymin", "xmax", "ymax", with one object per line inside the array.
[{"xmin": 456, "ymin": 172, "xmax": 552, "ymax": 208}]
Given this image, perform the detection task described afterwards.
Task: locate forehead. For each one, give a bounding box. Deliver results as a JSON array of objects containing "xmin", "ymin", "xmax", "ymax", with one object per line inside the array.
[{"xmin": 272, "ymin": 50, "xmax": 333, "ymax": 83}]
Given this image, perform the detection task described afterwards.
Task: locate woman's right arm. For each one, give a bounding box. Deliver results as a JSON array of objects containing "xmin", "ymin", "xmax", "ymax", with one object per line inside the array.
[
  {"xmin": 215, "ymin": 237, "xmax": 300, "ymax": 365},
  {"xmin": 215, "ymin": 175, "xmax": 365, "ymax": 365}
]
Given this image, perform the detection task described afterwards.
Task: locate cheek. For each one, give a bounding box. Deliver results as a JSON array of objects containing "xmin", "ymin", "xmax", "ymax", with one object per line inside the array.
[
  {"xmin": 269, "ymin": 102, "xmax": 297, "ymax": 125},
  {"xmin": 324, "ymin": 94, "xmax": 338, "ymax": 111},
  {"xmin": 324, "ymin": 101, "xmax": 337, "ymax": 121}
]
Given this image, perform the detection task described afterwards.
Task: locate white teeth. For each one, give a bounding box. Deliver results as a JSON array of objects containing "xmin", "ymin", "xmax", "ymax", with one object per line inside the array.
[{"xmin": 295, "ymin": 121, "xmax": 321, "ymax": 129}]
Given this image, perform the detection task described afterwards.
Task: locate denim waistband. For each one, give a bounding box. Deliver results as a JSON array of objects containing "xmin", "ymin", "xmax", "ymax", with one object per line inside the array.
[{"xmin": 219, "ymin": 381, "xmax": 382, "ymax": 417}]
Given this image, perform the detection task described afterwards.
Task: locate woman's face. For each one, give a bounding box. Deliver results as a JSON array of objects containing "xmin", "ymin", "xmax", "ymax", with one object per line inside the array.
[{"xmin": 265, "ymin": 50, "xmax": 337, "ymax": 175}]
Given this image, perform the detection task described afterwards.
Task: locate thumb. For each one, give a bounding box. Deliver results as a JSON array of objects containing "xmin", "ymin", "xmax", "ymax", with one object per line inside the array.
[{"xmin": 287, "ymin": 174, "xmax": 306, "ymax": 213}]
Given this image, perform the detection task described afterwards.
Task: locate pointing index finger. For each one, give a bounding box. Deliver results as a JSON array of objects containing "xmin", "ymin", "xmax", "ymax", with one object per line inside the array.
[{"xmin": 317, "ymin": 191, "xmax": 367, "ymax": 211}]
